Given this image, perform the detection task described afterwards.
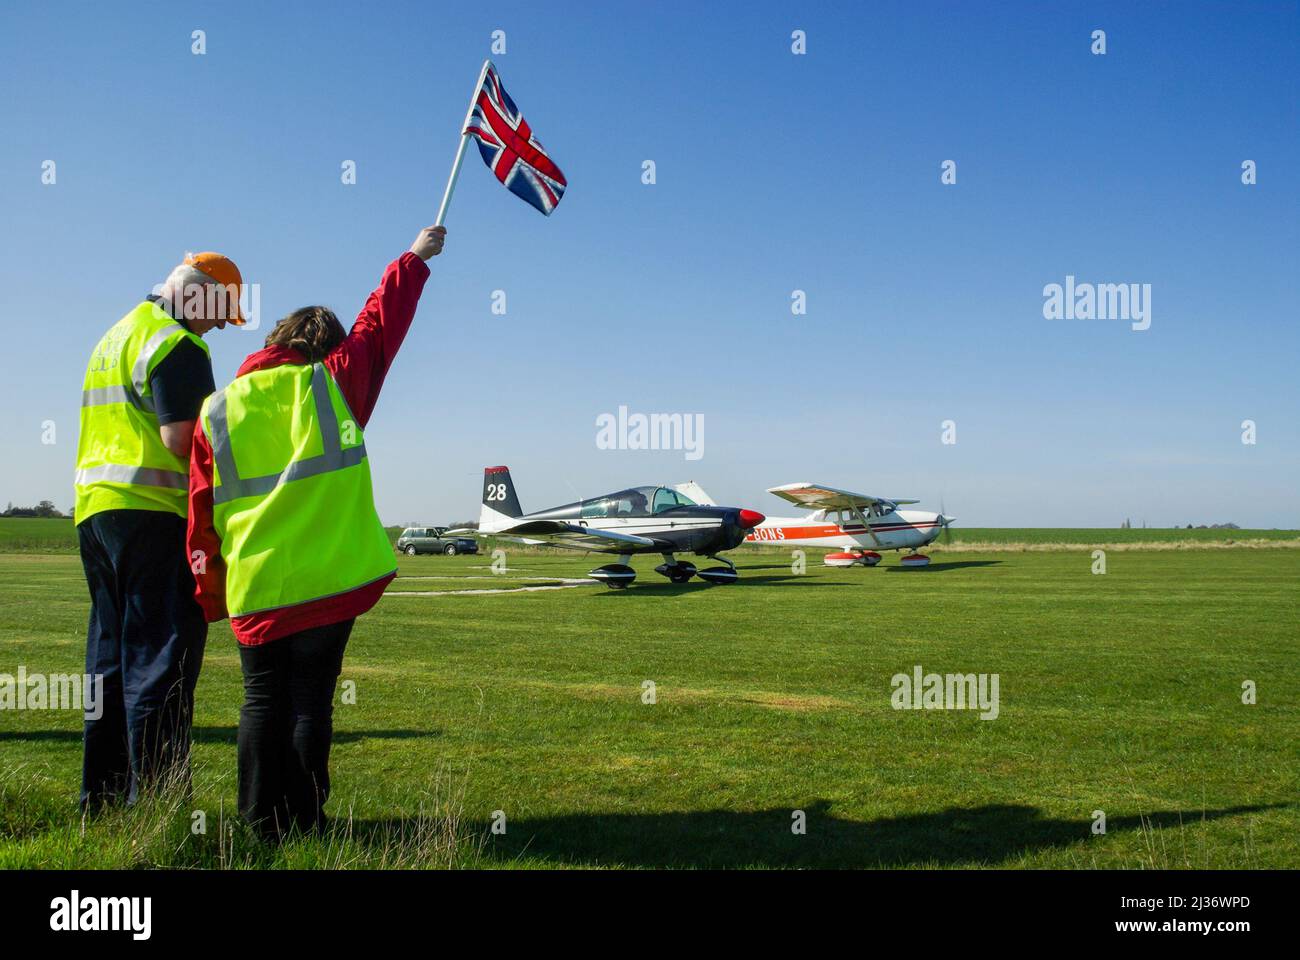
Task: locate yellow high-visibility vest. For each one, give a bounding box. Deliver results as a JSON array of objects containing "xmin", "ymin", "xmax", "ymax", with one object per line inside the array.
[
  {"xmin": 199, "ymin": 362, "xmax": 396, "ymax": 617},
  {"xmin": 74, "ymin": 301, "xmax": 211, "ymax": 523}
]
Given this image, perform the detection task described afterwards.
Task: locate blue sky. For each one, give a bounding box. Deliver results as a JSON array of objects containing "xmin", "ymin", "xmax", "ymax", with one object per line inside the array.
[{"xmin": 1, "ymin": 0, "xmax": 1296, "ymax": 527}]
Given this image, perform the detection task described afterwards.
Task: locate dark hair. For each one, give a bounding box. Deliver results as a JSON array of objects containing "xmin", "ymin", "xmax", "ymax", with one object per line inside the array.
[{"xmin": 264, "ymin": 306, "xmax": 345, "ymax": 362}]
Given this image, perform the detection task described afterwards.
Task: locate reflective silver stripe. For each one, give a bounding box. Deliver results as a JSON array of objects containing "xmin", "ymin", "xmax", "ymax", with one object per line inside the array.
[
  {"xmin": 74, "ymin": 464, "xmax": 187, "ymax": 490},
  {"xmin": 80, "ymin": 385, "xmax": 155, "ymax": 413},
  {"xmin": 210, "ymin": 363, "xmax": 366, "ymax": 506},
  {"xmin": 211, "ymin": 446, "xmax": 367, "ymax": 503},
  {"xmin": 207, "ymin": 389, "xmax": 241, "ymax": 495},
  {"xmin": 311, "ymin": 362, "xmax": 342, "ymax": 458},
  {"xmin": 81, "ymin": 385, "xmax": 132, "ymax": 406},
  {"xmin": 131, "ymin": 323, "xmax": 184, "ymax": 397}
]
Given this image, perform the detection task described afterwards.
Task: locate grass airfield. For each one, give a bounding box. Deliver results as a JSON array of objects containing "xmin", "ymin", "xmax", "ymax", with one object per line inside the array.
[{"xmin": 0, "ymin": 528, "xmax": 1297, "ymax": 869}]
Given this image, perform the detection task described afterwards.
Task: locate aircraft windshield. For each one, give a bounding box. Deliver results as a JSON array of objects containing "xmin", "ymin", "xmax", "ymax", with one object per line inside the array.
[{"xmin": 652, "ymin": 487, "xmax": 695, "ymax": 514}]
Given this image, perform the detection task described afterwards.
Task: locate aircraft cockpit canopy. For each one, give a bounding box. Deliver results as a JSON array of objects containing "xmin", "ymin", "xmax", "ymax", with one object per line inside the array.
[
  {"xmin": 579, "ymin": 486, "xmax": 697, "ymax": 519},
  {"xmin": 825, "ymin": 500, "xmax": 897, "ymax": 525},
  {"xmin": 652, "ymin": 486, "xmax": 696, "ymax": 513}
]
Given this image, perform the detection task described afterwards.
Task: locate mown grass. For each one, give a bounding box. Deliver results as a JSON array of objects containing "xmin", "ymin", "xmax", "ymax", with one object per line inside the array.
[
  {"xmin": 0, "ymin": 546, "xmax": 1296, "ymax": 868},
  {"xmin": 4, "ymin": 517, "xmax": 1295, "ymax": 555},
  {"xmin": 946, "ymin": 527, "xmax": 1300, "ymax": 548}
]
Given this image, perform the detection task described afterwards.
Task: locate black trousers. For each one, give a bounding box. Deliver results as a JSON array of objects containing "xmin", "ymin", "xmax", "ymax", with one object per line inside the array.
[
  {"xmin": 237, "ymin": 619, "xmax": 353, "ymax": 838},
  {"xmin": 78, "ymin": 510, "xmax": 208, "ymax": 809}
]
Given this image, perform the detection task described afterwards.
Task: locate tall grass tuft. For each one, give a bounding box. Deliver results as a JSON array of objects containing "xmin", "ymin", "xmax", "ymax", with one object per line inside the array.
[{"xmin": 1, "ymin": 755, "xmax": 481, "ymax": 869}]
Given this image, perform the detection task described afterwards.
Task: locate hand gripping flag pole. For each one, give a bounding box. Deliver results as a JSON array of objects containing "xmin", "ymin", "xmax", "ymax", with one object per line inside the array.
[{"xmin": 435, "ymin": 58, "xmax": 494, "ymax": 227}]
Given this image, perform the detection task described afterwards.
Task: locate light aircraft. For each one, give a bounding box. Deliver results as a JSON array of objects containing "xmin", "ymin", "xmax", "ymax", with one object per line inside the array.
[
  {"xmin": 475, "ymin": 467, "xmax": 765, "ymax": 587},
  {"xmin": 743, "ymin": 482, "xmax": 955, "ymax": 567}
]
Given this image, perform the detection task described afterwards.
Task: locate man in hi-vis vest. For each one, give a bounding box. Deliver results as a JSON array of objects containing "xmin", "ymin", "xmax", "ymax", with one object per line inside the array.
[
  {"xmin": 188, "ymin": 225, "xmax": 445, "ymax": 838},
  {"xmin": 75, "ymin": 251, "xmax": 244, "ymax": 809}
]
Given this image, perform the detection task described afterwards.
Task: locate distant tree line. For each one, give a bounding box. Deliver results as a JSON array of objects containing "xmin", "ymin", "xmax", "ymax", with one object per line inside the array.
[
  {"xmin": 1122, "ymin": 518, "xmax": 1239, "ymax": 530},
  {"xmin": 400, "ymin": 520, "xmax": 478, "ymax": 530},
  {"xmin": 3, "ymin": 500, "xmax": 70, "ymax": 519}
]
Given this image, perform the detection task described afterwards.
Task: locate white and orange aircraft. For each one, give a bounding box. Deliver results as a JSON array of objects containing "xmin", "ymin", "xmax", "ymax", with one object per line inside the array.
[{"xmin": 743, "ymin": 482, "xmax": 955, "ymax": 567}]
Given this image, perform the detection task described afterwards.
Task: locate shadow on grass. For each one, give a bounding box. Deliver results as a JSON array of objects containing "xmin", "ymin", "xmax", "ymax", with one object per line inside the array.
[
  {"xmin": 195, "ymin": 727, "xmax": 440, "ymax": 745},
  {"xmin": 730, "ymin": 560, "xmax": 1005, "ymax": 574},
  {"xmin": 739, "ymin": 574, "xmax": 857, "ymax": 586},
  {"xmin": 587, "ymin": 576, "xmax": 856, "ymax": 597},
  {"xmin": 0, "ymin": 727, "xmax": 438, "ymax": 745},
  {"xmin": 350, "ymin": 800, "xmax": 1288, "ymax": 868},
  {"xmin": 883, "ymin": 560, "xmax": 1003, "ymax": 572}
]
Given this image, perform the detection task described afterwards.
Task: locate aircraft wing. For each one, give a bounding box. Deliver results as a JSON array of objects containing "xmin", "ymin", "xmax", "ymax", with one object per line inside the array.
[
  {"xmin": 499, "ymin": 520, "xmax": 660, "ymax": 551},
  {"xmin": 766, "ymin": 482, "xmax": 919, "ymax": 511}
]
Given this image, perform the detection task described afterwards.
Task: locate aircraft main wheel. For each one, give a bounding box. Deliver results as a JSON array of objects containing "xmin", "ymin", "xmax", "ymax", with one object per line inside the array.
[
  {"xmin": 590, "ymin": 563, "xmax": 637, "ymax": 588},
  {"xmin": 826, "ymin": 551, "xmax": 883, "ymax": 567},
  {"xmin": 697, "ymin": 567, "xmax": 739, "ymax": 585}
]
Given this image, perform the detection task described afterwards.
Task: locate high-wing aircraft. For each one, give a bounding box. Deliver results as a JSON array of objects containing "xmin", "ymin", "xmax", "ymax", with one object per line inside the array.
[
  {"xmin": 475, "ymin": 466, "xmax": 765, "ymax": 587},
  {"xmin": 743, "ymin": 482, "xmax": 955, "ymax": 567}
]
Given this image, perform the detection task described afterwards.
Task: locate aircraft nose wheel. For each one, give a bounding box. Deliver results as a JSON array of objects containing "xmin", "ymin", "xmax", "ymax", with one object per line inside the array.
[{"xmin": 655, "ymin": 560, "xmax": 698, "ymax": 583}]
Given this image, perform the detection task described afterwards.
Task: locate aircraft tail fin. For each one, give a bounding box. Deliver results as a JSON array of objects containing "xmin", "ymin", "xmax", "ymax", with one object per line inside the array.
[{"xmin": 480, "ymin": 466, "xmax": 523, "ymax": 532}]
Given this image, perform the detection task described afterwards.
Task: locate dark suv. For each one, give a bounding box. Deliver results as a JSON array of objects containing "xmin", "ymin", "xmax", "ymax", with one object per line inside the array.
[{"xmin": 396, "ymin": 527, "xmax": 479, "ymax": 556}]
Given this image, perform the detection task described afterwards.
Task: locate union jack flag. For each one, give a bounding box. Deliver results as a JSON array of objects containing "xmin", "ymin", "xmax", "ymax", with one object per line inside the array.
[{"xmin": 463, "ymin": 63, "xmax": 567, "ymax": 216}]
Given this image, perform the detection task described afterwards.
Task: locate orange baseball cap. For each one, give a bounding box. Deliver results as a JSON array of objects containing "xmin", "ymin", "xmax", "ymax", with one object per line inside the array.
[{"xmin": 185, "ymin": 251, "xmax": 246, "ymax": 325}]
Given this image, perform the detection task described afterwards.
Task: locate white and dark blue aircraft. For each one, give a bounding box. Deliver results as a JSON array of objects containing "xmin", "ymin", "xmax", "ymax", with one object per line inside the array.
[{"xmin": 475, "ymin": 466, "xmax": 764, "ymax": 587}]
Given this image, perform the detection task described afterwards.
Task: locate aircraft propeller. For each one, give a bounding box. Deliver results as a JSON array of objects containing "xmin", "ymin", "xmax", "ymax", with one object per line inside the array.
[{"xmin": 939, "ymin": 497, "xmax": 955, "ymax": 545}]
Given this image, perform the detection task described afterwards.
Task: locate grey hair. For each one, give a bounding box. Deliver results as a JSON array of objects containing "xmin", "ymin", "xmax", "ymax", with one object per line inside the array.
[
  {"xmin": 154, "ymin": 260, "xmax": 217, "ymax": 320},
  {"xmin": 159, "ymin": 262, "xmax": 213, "ymax": 300}
]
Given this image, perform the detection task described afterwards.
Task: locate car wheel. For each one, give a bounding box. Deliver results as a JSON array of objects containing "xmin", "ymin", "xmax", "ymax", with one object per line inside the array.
[
  {"xmin": 444, "ymin": 544, "xmax": 458, "ymax": 556},
  {"xmin": 404, "ymin": 545, "xmax": 417, "ymax": 556}
]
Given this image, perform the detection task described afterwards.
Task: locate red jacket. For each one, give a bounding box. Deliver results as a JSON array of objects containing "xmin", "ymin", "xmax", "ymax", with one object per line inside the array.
[{"xmin": 188, "ymin": 252, "xmax": 430, "ymax": 645}]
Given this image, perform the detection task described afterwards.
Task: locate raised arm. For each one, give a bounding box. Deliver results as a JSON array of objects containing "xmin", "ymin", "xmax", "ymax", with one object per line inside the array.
[{"xmin": 325, "ymin": 226, "xmax": 446, "ymax": 427}]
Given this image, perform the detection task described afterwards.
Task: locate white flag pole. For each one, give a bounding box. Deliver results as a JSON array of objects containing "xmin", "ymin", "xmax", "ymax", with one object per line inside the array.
[{"xmin": 435, "ymin": 58, "xmax": 494, "ymax": 227}]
